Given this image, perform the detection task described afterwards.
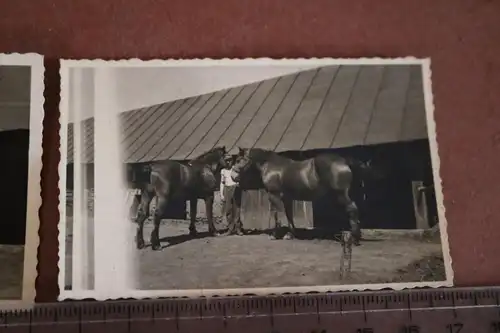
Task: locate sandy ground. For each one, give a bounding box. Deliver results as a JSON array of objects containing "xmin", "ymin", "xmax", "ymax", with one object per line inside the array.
[
  {"xmin": 64, "ymin": 218, "xmax": 446, "ymax": 291},
  {"xmin": 0, "ymin": 245, "xmax": 24, "ymax": 300},
  {"xmin": 137, "ymin": 222, "xmax": 444, "ymax": 290}
]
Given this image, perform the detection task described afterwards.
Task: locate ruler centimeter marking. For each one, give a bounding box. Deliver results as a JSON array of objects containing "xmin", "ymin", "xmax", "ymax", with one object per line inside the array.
[{"xmin": 0, "ymin": 287, "xmax": 499, "ymax": 332}]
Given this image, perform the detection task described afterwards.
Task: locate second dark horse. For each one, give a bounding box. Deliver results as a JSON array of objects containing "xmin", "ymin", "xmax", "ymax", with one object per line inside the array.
[
  {"xmin": 134, "ymin": 146, "xmax": 228, "ymax": 251},
  {"xmin": 233, "ymin": 147, "xmax": 369, "ymax": 246}
]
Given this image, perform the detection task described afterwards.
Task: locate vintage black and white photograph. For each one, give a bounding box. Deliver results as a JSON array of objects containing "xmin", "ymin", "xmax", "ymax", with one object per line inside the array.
[
  {"xmin": 58, "ymin": 58, "xmax": 453, "ymax": 300},
  {"xmin": 0, "ymin": 53, "xmax": 44, "ymax": 305}
]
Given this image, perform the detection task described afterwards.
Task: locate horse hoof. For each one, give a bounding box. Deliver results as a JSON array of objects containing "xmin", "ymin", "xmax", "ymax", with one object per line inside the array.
[
  {"xmin": 208, "ymin": 229, "xmax": 218, "ymax": 236},
  {"xmin": 189, "ymin": 229, "xmax": 197, "ymax": 236},
  {"xmin": 151, "ymin": 244, "xmax": 162, "ymax": 251},
  {"xmin": 136, "ymin": 240, "xmax": 145, "ymax": 250},
  {"xmin": 269, "ymin": 235, "xmax": 279, "ymax": 240},
  {"xmin": 283, "ymin": 232, "xmax": 295, "ymax": 240}
]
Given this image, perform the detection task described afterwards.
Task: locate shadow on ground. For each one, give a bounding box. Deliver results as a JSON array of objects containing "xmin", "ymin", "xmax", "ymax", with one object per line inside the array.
[{"xmin": 156, "ymin": 225, "xmax": 386, "ymax": 249}]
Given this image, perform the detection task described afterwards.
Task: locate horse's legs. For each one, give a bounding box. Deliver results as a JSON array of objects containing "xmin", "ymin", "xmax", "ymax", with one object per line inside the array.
[
  {"xmin": 189, "ymin": 199, "xmax": 198, "ymax": 236},
  {"xmin": 204, "ymin": 195, "xmax": 217, "ymax": 236},
  {"xmin": 283, "ymin": 197, "xmax": 296, "ymax": 240},
  {"xmin": 150, "ymin": 195, "xmax": 168, "ymax": 251},
  {"xmin": 337, "ymin": 189, "xmax": 362, "ymax": 246},
  {"xmin": 134, "ymin": 185, "xmax": 154, "ymax": 250},
  {"xmin": 267, "ymin": 192, "xmax": 284, "ymax": 240}
]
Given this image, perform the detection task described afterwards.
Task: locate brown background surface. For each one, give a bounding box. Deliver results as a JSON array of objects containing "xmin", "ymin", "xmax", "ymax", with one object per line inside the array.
[{"xmin": 0, "ymin": 0, "xmax": 499, "ymax": 302}]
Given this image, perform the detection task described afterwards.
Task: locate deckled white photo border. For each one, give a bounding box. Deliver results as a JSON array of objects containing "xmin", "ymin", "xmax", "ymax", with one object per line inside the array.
[
  {"xmin": 0, "ymin": 53, "xmax": 44, "ymax": 308},
  {"xmin": 57, "ymin": 57, "xmax": 453, "ymax": 301}
]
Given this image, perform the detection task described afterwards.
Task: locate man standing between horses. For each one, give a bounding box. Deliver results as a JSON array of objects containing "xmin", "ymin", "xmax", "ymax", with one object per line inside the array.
[{"xmin": 220, "ymin": 154, "xmax": 244, "ymax": 236}]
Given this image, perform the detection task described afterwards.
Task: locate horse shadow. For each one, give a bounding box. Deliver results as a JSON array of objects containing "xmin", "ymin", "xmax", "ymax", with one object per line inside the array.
[
  {"xmin": 156, "ymin": 231, "xmax": 215, "ymax": 249},
  {"xmin": 151, "ymin": 226, "xmax": 383, "ymax": 249},
  {"xmin": 244, "ymin": 227, "xmax": 384, "ymax": 243}
]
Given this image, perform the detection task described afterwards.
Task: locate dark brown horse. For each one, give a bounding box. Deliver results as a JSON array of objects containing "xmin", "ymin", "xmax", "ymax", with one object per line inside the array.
[
  {"xmin": 133, "ymin": 146, "xmax": 228, "ymax": 250},
  {"xmin": 233, "ymin": 147, "xmax": 371, "ymax": 246}
]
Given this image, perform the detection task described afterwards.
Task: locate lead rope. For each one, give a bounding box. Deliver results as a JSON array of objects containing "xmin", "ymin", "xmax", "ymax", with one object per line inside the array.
[{"xmin": 339, "ymin": 230, "xmax": 353, "ymax": 280}]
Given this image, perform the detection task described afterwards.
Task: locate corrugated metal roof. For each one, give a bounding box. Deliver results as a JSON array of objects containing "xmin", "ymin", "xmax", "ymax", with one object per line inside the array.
[{"xmin": 66, "ymin": 64, "xmax": 428, "ymax": 164}]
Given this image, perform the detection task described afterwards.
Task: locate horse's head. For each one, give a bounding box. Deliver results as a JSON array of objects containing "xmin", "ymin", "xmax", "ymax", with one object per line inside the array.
[
  {"xmin": 191, "ymin": 146, "xmax": 228, "ymax": 172},
  {"xmin": 231, "ymin": 147, "xmax": 253, "ymax": 182},
  {"xmin": 212, "ymin": 145, "xmax": 229, "ymax": 170}
]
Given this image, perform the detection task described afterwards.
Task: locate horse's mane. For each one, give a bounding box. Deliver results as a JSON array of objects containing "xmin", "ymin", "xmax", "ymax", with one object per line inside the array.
[
  {"xmin": 248, "ymin": 148, "xmax": 285, "ymax": 162},
  {"xmin": 190, "ymin": 147, "xmax": 224, "ymax": 165}
]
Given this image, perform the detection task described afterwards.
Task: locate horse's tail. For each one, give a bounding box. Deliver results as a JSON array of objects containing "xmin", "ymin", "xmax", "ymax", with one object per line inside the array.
[
  {"xmin": 127, "ymin": 188, "xmax": 141, "ymax": 222},
  {"xmin": 125, "ymin": 162, "xmax": 154, "ymax": 222},
  {"xmin": 128, "ymin": 183, "xmax": 158, "ymax": 223}
]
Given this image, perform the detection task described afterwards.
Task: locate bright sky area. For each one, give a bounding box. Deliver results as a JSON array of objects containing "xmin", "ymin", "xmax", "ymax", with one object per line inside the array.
[{"xmin": 69, "ymin": 64, "xmax": 322, "ymax": 122}]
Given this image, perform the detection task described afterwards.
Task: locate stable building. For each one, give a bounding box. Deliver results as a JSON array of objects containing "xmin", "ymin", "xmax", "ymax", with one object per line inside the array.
[{"xmin": 66, "ymin": 64, "xmax": 437, "ymax": 232}]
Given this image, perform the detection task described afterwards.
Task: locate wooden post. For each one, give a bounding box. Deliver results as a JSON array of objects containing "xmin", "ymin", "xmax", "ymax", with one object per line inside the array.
[
  {"xmin": 412, "ymin": 180, "xmax": 430, "ymax": 229},
  {"xmin": 303, "ymin": 201, "xmax": 314, "ymax": 228}
]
